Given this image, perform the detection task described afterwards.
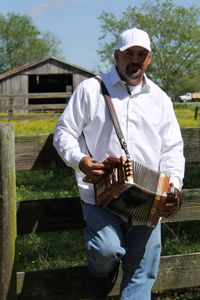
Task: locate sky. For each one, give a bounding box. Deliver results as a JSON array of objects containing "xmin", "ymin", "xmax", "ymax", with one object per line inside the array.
[{"xmin": 1, "ymin": 0, "xmax": 200, "ymax": 72}]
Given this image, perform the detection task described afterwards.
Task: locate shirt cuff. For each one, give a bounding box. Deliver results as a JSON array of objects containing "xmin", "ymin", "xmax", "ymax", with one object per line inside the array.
[
  {"xmin": 169, "ymin": 176, "xmax": 182, "ymax": 191},
  {"xmin": 69, "ymin": 152, "xmax": 88, "ymax": 170}
]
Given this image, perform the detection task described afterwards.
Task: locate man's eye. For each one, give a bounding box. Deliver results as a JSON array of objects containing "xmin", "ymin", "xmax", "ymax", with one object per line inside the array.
[
  {"xmin": 125, "ymin": 51, "xmax": 132, "ymax": 56},
  {"xmin": 139, "ymin": 52, "xmax": 148, "ymax": 57}
]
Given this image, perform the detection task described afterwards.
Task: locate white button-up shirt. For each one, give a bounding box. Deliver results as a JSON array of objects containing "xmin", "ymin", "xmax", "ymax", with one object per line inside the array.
[{"xmin": 53, "ymin": 67, "xmax": 185, "ymax": 204}]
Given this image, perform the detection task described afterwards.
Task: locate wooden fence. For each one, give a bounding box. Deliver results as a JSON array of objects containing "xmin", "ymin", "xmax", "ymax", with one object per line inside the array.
[
  {"xmin": 0, "ymin": 104, "xmax": 66, "ymax": 120},
  {"xmin": 194, "ymin": 106, "xmax": 200, "ymax": 120},
  {"xmin": 0, "ymin": 125, "xmax": 200, "ymax": 299},
  {"xmin": 0, "ymin": 92, "xmax": 71, "ymax": 101},
  {"xmin": 0, "ymin": 92, "xmax": 71, "ymax": 118}
]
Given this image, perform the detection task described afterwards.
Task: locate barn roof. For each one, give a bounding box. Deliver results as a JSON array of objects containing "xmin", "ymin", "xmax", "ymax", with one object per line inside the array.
[{"xmin": 0, "ymin": 57, "xmax": 95, "ymax": 81}]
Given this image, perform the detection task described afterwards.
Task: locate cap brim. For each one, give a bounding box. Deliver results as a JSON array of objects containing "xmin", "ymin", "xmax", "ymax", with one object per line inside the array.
[{"xmin": 119, "ymin": 43, "xmax": 151, "ymax": 52}]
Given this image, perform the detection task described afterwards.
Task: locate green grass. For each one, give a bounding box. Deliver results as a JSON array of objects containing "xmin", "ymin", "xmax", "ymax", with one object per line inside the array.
[
  {"xmin": 0, "ymin": 103, "xmax": 199, "ymax": 134},
  {"xmin": 173, "ymin": 101, "xmax": 200, "ymax": 128},
  {"xmin": 16, "ymin": 230, "xmax": 86, "ymax": 272},
  {"xmin": 16, "ymin": 169, "xmax": 78, "ymax": 201},
  {"xmin": 0, "ymin": 115, "xmax": 58, "ymax": 134},
  {"xmin": 152, "ymin": 287, "xmax": 200, "ymax": 300},
  {"xmin": 174, "ymin": 107, "xmax": 200, "ymax": 128},
  {"xmin": 162, "ymin": 221, "xmax": 200, "ymax": 255}
]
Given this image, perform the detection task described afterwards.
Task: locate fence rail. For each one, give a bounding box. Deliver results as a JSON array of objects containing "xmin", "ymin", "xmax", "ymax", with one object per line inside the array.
[
  {"xmin": 16, "ymin": 189, "xmax": 200, "ymax": 236},
  {"xmin": 0, "ymin": 92, "xmax": 70, "ymax": 118},
  {"xmin": 0, "ymin": 92, "xmax": 71, "ymax": 99},
  {"xmin": 16, "ymin": 253, "xmax": 200, "ymax": 299},
  {"xmin": 0, "ymin": 104, "xmax": 66, "ymax": 120},
  {"xmin": 0, "ymin": 125, "xmax": 200, "ymax": 300},
  {"xmin": 0, "ymin": 104, "xmax": 66, "ymax": 110}
]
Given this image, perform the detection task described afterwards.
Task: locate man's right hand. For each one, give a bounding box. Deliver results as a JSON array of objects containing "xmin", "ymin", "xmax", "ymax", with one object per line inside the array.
[{"xmin": 79, "ymin": 156, "xmax": 110, "ymax": 184}]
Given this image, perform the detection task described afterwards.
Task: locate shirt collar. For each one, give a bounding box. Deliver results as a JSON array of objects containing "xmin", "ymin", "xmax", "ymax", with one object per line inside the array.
[
  {"xmin": 109, "ymin": 66, "xmax": 151, "ymax": 94},
  {"xmin": 109, "ymin": 66, "xmax": 122, "ymax": 86}
]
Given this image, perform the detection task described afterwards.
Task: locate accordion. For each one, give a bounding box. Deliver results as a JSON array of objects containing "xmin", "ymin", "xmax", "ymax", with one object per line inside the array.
[{"xmin": 94, "ymin": 156, "xmax": 170, "ymax": 227}]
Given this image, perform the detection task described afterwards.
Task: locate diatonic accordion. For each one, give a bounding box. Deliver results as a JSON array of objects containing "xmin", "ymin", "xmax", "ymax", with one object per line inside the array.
[{"xmin": 94, "ymin": 156, "xmax": 170, "ymax": 227}]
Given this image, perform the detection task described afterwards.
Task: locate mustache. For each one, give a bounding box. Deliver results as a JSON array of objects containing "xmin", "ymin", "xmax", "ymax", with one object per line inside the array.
[
  {"xmin": 126, "ymin": 63, "xmax": 141, "ymax": 71},
  {"xmin": 125, "ymin": 63, "xmax": 143, "ymax": 80}
]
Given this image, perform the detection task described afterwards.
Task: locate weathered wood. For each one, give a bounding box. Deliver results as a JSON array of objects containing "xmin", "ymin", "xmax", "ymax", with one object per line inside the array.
[
  {"xmin": 181, "ymin": 128, "xmax": 200, "ymax": 163},
  {"xmin": 0, "ymin": 114, "xmax": 60, "ymax": 120},
  {"xmin": 15, "ymin": 134, "xmax": 66, "ymax": 170},
  {"xmin": 164, "ymin": 188, "xmax": 200, "ymax": 223},
  {"xmin": 0, "ymin": 103, "xmax": 65, "ymax": 119},
  {"xmin": 0, "ymin": 92, "xmax": 71, "ymax": 99},
  {"xmin": 14, "ymin": 128, "xmax": 200, "ymax": 171},
  {"xmin": 16, "ymin": 266, "xmax": 90, "ymax": 300},
  {"xmin": 0, "ymin": 125, "xmax": 17, "ymax": 300},
  {"xmin": 154, "ymin": 253, "xmax": 200, "ymax": 291},
  {"xmin": 16, "ymin": 252, "xmax": 200, "ymax": 299},
  {"xmin": 16, "ymin": 189, "xmax": 200, "ymax": 235},
  {"xmin": 194, "ymin": 106, "xmax": 199, "ymax": 120},
  {"xmin": 0, "ymin": 104, "xmax": 66, "ymax": 111}
]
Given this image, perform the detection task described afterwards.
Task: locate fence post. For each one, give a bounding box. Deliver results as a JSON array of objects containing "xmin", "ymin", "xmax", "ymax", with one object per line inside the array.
[
  {"xmin": 8, "ymin": 98, "xmax": 14, "ymax": 120},
  {"xmin": 194, "ymin": 106, "xmax": 199, "ymax": 120},
  {"xmin": 0, "ymin": 124, "xmax": 17, "ymax": 300}
]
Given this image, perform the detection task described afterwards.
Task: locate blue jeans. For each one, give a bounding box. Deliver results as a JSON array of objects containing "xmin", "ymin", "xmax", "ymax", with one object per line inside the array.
[{"xmin": 81, "ymin": 202, "xmax": 161, "ymax": 300}]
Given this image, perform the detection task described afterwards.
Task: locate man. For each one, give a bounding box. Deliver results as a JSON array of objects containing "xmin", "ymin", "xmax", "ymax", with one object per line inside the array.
[{"xmin": 53, "ymin": 28, "xmax": 185, "ymax": 300}]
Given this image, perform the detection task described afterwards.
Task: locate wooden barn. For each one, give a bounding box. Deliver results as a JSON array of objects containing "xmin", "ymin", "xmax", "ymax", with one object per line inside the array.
[{"xmin": 0, "ymin": 57, "xmax": 95, "ymax": 113}]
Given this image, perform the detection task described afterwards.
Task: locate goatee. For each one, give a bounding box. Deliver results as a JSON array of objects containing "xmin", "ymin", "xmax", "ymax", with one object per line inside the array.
[{"xmin": 126, "ymin": 64, "xmax": 143, "ymax": 80}]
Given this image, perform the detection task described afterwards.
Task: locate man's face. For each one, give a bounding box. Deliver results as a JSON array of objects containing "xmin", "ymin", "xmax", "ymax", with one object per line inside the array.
[{"xmin": 115, "ymin": 46, "xmax": 151, "ymax": 86}]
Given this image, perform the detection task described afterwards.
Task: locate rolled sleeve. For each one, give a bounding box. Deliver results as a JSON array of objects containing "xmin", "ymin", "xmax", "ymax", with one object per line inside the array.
[
  {"xmin": 53, "ymin": 83, "xmax": 88, "ymax": 170},
  {"xmin": 159, "ymin": 100, "xmax": 185, "ymax": 189}
]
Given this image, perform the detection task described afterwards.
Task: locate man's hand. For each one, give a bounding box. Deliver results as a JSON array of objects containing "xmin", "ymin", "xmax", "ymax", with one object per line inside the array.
[
  {"xmin": 162, "ymin": 184, "xmax": 183, "ymax": 218},
  {"xmin": 79, "ymin": 156, "xmax": 110, "ymax": 184}
]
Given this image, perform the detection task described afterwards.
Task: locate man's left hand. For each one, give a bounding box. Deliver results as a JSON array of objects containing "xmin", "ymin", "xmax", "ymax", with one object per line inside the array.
[{"xmin": 162, "ymin": 186, "xmax": 183, "ymax": 218}]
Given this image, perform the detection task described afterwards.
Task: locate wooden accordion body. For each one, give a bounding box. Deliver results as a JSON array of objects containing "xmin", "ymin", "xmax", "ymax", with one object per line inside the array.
[{"xmin": 94, "ymin": 156, "xmax": 170, "ymax": 227}]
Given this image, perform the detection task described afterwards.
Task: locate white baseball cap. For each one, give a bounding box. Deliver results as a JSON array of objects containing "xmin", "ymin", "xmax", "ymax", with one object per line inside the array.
[{"xmin": 117, "ymin": 28, "xmax": 151, "ymax": 52}]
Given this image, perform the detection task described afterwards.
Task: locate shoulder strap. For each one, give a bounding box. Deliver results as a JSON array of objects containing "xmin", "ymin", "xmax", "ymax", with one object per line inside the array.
[{"xmin": 95, "ymin": 76, "xmax": 130, "ymax": 158}]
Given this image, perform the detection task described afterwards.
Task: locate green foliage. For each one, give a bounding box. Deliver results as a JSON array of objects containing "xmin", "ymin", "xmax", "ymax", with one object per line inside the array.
[
  {"xmin": 16, "ymin": 169, "xmax": 78, "ymax": 201},
  {"xmin": 0, "ymin": 12, "xmax": 62, "ymax": 73},
  {"xmin": 16, "ymin": 230, "xmax": 86, "ymax": 271},
  {"xmin": 98, "ymin": 0, "xmax": 200, "ymax": 96},
  {"xmin": 173, "ymin": 70, "xmax": 200, "ymax": 99}
]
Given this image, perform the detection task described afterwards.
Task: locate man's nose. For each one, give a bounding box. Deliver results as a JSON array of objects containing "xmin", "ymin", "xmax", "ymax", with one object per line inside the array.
[{"xmin": 130, "ymin": 53, "xmax": 140, "ymax": 62}]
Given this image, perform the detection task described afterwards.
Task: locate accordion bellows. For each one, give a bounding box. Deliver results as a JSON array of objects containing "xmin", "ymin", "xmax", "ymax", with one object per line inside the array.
[{"xmin": 94, "ymin": 156, "xmax": 170, "ymax": 227}]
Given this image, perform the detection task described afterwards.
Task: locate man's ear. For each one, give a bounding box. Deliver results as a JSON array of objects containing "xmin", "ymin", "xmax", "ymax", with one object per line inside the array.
[
  {"xmin": 147, "ymin": 52, "xmax": 152, "ymax": 64},
  {"xmin": 114, "ymin": 50, "xmax": 119, "ymax": 63}
]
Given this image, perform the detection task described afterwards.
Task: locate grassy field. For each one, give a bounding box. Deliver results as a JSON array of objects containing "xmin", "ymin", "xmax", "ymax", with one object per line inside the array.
[
  {"xmin": 1, "ymin": 103, "xmax": 200, "ymax": 299},
  {"xmin": 0, "ymin": 102, "xmax": 200, "ymax": 134},
  {"xmin": 174, "ymin": 103, "xmax": 200, "ymax": 128}
]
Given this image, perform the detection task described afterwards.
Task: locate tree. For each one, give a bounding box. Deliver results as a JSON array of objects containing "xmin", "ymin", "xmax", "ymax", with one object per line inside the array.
[
  {"xmin": 98, "ymin": 0, "xmax": 200, "ymax": 96},
  {"xmin": 173, "ymin": 69, "xmax": 200, "ymax": 99},
  {"xmin": 0, "ymin": 12, "xmax": 62, "ymax": 73}
]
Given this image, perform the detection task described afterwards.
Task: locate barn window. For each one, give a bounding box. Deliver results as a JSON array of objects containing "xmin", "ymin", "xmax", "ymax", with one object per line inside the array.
[{"xmin": 28, "ymin": 74, "xmax": 72, "ymax": 104}]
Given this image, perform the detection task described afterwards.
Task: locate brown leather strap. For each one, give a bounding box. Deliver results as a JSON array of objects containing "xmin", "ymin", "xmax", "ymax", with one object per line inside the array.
[{"xmin": 95, "ymin": 76, "xmax": 130, "ymax": 158}]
